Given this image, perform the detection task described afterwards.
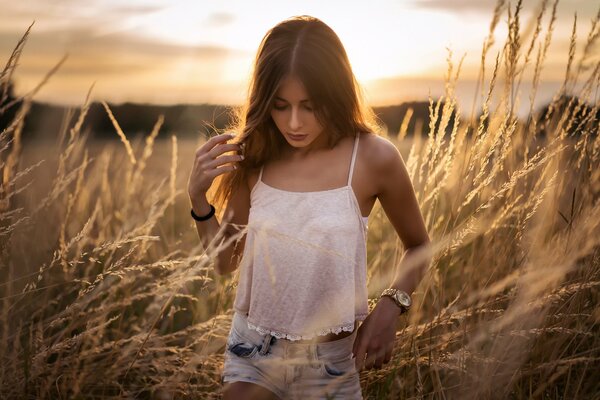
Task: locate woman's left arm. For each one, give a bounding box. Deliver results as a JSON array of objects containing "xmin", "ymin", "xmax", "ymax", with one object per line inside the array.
[{"xmin": 353, "ymin": 135, "xmax": 432, "ymax": 372}]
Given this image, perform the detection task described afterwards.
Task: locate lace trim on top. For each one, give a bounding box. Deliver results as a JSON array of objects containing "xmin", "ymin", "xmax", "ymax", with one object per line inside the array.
[{"xmin": 246, "ymin": 314, "xmax": 368, "ymax": 341}]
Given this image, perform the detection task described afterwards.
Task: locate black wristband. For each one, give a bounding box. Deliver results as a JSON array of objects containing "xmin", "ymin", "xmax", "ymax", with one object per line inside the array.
[{"xmin": 191, "ymin": 204, "xmax": 215, "ymax": 221}]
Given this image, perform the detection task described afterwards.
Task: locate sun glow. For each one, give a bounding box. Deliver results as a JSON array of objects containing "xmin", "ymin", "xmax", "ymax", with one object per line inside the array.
[
  {"xmin": 4, "ymin": 0, "xmax": 575, "ymax": 107},
  {"xmin": 125, "ymin": 1, "xmax": 460, "ymax": 83}
]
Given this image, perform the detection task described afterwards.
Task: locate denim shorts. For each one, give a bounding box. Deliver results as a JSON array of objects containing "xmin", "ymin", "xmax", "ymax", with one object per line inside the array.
[{"xmin": 221, "ymin": 312, "xmax": 363, "ymax": 399}]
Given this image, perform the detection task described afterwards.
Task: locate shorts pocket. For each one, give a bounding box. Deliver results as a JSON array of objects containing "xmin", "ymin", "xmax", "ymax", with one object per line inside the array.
[
  {"xmin": 226, "ymin": 324, "xmax": 260, "ymax": 358},
  {"xmin": 320, "ymin": 355, "xmax": 356, "ymax": 378},
  {"xmin": 226, "ymin": 322, "xmax": 275, "ymax": 358},
  {"xmin": 227, "ymin": 341, "xmax": 260, "ymax": 358}
]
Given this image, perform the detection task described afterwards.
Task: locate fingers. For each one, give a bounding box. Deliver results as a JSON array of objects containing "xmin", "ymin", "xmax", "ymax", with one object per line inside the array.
[
  {"xmin": 364, "ymin": 341, "xmax": 383, "ymax": 369},
  {"xmin": 189, "ymin": 133, "xmax": 242, "ymax": 197},
  {"xmin": 384, "ymin": 345, "xmax": 393, "ymax": 364},
  {"xmin": 355, "ymin": 342, "xmax": 394, "ymax": 372},
  {"xmin": 202, "ymin": 132, "xmax": 236, "ymax": 153},
  {"xmin": 195, "ymin": 133, "xmax": 243, "ymax": 170},
  {"xmin": 205, "ymin": 164, "xmax": 238, "ymax": 180},
  {"xmin": 353, "ymin": 340, "xmax": 367, "ymax": 372},
  {"xmin": 207, "ymin": 143, "xmax": 242, "ymax": 159},
  {"xmin": 365, "ymin": 352, "xmax": 379, "ymax": 369},
  {"xmin": 206, "ymin": 154, "xmax": 244, "ymax": 169},
  {"xmin": 196, "ymin": 133, "xmax": 240, "ymax": 157}
]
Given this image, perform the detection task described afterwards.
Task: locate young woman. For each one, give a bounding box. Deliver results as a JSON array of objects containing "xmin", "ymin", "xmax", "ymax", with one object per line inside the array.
[{"xmin": 187, "ymin": 15, "xmax": 431, "ymax": 400}]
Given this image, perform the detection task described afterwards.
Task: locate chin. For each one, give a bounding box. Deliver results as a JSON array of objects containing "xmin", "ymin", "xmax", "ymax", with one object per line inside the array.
[{"xmin": 288, "ymin": 141, "xmax": 314, "ymax": 148}]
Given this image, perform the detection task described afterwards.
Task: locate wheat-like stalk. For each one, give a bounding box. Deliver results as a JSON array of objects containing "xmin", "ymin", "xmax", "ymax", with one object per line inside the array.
[{"xmin": 1, "ymin": 2, "xmax": 599, "ymax": 398}]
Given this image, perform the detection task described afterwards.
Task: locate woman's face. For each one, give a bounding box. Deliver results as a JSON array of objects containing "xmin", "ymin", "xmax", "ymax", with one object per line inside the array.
[{"xmin": 270, "ymin": 74, "xmax": 326, "ymax": 150}]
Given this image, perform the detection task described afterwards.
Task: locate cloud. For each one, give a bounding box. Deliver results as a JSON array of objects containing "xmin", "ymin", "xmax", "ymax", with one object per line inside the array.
[
  {"xmin": 204, "ymin": 12, "xmax": 236, "ymax": 27},
  {"xmin": 0, "ymin": 26, "xmax": 240, "ymax": 59},
  {"xmin": 0, "ymin": 24, "xmax": 247, "ymax": 92},
  {"xmin": 410, "ymin": 0, "xmax": 598, "ymax": 19},
  {"xmin": 104, "ymin": 4, "xmax": 166, "ymax": 16},
  {"xmin": 2, "ymin": 1, "xmax": 164, "ymax": 19},
  {"xmin": 409, "ymin": 0, "xmax": 503, "ymax": 14},
  {"xmin": 0, "ymin": 2, "xmax": 166, "ymax": 37}
]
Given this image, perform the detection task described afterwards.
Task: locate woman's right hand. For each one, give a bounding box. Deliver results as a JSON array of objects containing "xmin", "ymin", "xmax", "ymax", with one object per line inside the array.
[{"xmin": 188, "ymin": 133, "xmax": 243, "ymax": 199}]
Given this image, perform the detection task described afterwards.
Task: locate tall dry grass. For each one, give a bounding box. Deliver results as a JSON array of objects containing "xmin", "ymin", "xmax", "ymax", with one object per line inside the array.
[{"xmin": 1, "ymin": 1, "xmax": 599, "ymax": 398}]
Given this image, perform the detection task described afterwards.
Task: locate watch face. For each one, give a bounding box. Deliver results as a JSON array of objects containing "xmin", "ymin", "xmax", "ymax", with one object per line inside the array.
[{"xmin": 396, "ymin": 292, "xmax": 412, "ymax": 307}]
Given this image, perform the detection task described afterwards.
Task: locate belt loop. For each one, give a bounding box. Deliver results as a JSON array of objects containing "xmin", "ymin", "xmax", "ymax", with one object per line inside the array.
[
  {"xmin": 308, "ymin": 343, "xmax": 317, "ymax": 362},
  {"xmin": 308, "ymin": 344, "xmax": 321, "ymax": 368},
  {"xmin": 258, "ymin": 333, "xmax": 272, "ymax": 355}
]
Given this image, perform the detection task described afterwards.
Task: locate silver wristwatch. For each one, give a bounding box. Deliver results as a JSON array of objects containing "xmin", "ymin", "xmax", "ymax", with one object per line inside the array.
[{"xmin": 380, "ymin": 288, "xmax": 412, "ymax": 313}]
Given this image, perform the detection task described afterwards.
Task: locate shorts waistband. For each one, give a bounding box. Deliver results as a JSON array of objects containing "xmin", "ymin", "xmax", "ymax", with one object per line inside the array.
[{"xmin": 232, "ymin": 311, "xmax": 357, "ymax": 352}]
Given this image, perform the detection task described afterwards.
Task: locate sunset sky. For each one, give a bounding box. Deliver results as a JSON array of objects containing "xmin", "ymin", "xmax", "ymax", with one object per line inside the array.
[{"xmin": 0, "ymin": 0, "xmax": 596, "ymax": 113}]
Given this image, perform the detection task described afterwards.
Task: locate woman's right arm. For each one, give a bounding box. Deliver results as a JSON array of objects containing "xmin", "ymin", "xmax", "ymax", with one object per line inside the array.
[{"xmin": 187, "ymin": 133, "xmax": 248, "ymax": 275}]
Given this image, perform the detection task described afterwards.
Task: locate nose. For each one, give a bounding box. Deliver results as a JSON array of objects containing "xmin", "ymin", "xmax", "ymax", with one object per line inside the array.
[{"xmin": 289, "ymin": 106, "xmax": 303, "ymax": 131}]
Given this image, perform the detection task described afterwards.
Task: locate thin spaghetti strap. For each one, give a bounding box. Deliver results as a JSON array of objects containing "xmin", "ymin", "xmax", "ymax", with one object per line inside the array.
[
  {"xmin": 347, "ymin": 133, "xmax": 359, "ymax": 186},
  {"xmin": 258, "ymin": 165, "xmax": 264, "ymax": 182}
]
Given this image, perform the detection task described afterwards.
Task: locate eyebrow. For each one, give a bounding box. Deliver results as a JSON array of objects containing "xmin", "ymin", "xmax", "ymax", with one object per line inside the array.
[{"xmin": 274, "ymin": 96, "xmax": 311, "ymax": 103}]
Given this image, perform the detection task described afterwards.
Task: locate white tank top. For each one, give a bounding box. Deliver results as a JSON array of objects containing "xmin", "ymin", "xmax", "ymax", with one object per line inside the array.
[{"xmin": 233, "ymin": 132, "xmax": 369, "ymax": 341}]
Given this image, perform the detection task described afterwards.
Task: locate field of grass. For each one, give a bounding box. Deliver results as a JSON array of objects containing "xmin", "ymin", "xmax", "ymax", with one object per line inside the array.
[{"xmin": 1, "ymin": 1, "xmax": 599, "ymax": 399}]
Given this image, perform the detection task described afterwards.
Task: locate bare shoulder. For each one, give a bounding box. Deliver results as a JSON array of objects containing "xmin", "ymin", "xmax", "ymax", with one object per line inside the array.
[
  {"xmin": 360, "ymin": 132, "xmax": 429, "ymax": 247},
  {"xmin": 360, "ymin": 132, "xmax": 401, "ymax": 163},
  {"xmin": 359, "ymin": 132, "xmax": 407, "ymax": 195}
]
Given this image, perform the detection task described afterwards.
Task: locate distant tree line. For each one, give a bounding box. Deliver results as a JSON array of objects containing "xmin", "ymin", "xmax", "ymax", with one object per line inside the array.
[{"xmin": 0, "ymin": 80, "xmax": 596, "ymax": 142}]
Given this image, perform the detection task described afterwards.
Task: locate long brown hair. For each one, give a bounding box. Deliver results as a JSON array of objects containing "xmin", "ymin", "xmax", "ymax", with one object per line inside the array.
[{"xmin": 211, "ymin": 15, "xmax": 381, "ymax": 215}]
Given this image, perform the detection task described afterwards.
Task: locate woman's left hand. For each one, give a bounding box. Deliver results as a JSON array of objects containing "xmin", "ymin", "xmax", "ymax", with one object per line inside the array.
[{"xmin": 352, "ymin": 297, "xmax": 403, "ymax": 372}]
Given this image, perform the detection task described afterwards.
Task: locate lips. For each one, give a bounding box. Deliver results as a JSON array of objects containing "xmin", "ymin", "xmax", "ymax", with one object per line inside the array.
[{"xmin": 288, "ymin": 133, "xmax": 307, "ymax": 140}]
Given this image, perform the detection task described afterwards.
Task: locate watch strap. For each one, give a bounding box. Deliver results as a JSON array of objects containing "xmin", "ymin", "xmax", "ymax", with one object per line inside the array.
[{"xmin": 380, "ymin": 288, "xmax": 411, "ymax": 313}]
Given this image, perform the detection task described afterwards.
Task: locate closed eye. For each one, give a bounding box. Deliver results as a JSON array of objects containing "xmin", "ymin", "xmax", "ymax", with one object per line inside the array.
[{"xmin": 273, "ymin": 104, "xmax": 314, "ymax": 111}]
